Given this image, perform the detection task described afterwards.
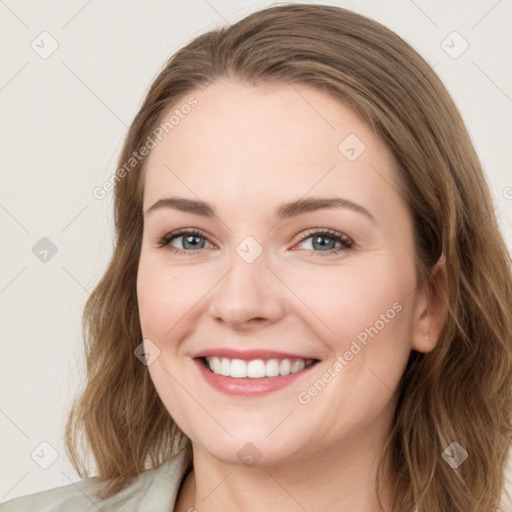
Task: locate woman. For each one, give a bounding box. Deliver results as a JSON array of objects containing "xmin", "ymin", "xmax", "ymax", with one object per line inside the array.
[{"xmin": 2, "ymin": 3, "xmax": 510, "ymax": 512}]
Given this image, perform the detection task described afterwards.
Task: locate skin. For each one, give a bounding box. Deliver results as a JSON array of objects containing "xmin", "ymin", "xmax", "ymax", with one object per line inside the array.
[{"xmin": 136, "ymin": 79, "xmax": 446, "ymax": 512}]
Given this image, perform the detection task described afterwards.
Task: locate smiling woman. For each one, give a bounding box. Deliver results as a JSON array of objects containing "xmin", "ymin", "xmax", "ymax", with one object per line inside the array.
[{"xmin": 2, "ymin": 3, "xmax": 511, "ymax": 512}]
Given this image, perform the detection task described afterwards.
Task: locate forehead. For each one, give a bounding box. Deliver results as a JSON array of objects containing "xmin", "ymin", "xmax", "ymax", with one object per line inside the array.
[{"xmin": 142, "ymin": 79, "xmax": 404, "ymax": 222}]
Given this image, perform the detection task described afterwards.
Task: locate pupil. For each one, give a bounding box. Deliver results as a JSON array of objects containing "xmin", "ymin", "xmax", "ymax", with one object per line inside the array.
[
  {"xmin": 313, "ymin": 235, "xmax": 334, "ymax": 251},
  {"xmin": 184, "ymin": 235, "xmax": 202, "ymax": 250}
]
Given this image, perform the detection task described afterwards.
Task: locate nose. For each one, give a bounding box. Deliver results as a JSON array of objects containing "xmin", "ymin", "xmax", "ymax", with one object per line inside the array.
[{"xmin": 207, "ymin": 250, "xmax": 286, "ymax": 331}]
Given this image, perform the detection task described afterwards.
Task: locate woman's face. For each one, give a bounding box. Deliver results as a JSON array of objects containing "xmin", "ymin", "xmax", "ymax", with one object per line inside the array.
[{"xmin": 137, "ymin": 79, "xmax": 434, "ymax": 467}]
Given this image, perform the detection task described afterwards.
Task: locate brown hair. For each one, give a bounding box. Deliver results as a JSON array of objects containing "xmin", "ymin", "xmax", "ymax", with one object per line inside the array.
[{"xmin": 65, "ymin": 4, "xmax": 512, "ymax": 511}]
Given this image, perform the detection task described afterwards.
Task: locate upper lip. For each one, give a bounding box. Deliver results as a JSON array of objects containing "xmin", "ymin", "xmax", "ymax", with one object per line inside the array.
[{"xmin": 193, "ymin": 348, "xmax": 319, "ymax": 361}]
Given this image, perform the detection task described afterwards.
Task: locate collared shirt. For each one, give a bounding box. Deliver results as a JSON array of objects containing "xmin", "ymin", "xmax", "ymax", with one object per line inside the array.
[{"xmin": 0, "ymin": 450, "xmax": 190, "ymax": 511}]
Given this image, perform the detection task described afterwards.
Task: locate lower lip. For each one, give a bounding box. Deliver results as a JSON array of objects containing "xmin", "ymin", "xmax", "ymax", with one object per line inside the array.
[{"xmin": 195, "ymin": 359, "xmax": 317, "ymax": 396}]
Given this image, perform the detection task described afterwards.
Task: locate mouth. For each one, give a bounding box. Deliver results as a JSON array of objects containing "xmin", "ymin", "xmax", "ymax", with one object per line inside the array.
[
  {"xmin": 200, "ymin": 356, "xmax": 317, "ymax": 378},
  {"xmin": 192, "ymin": 349, "xmax": 320, "ymax": 396}
]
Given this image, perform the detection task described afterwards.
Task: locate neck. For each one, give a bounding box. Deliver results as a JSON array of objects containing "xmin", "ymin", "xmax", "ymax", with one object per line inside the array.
[{"xmin": 175, "ymin": 417, "xmax": 398, "ymax": 512}]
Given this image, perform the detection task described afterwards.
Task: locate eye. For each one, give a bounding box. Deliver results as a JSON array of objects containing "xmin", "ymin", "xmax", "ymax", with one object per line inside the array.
[
  {"xmin": 293, "ymin": 229, "xmax": 354, "ymax": 257},
  {"xmin": 156, "ymin": 228, "xmax": 214, "ymax": 255}
]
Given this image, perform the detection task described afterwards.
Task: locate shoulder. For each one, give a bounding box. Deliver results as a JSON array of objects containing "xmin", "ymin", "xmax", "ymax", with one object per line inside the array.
[
  {"xmin": 0, "ymin": 475, "xmax": 103, "ymax": 512},
  {"xmin": 0, "ymin": 450, "xmax": 190, "ymax": 512}
]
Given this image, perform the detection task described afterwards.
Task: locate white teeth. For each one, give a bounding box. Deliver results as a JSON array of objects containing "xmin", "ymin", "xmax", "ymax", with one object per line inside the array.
[
  {"xmin": 205, "ymin": 357, "xmax": 315, "ymax": 378},
  {"xmin": 265, "ymin": 359, "xmax": 280, "ymax": 377},
  {"xmin": 291, "ymin": 360, "xmax": 306, "ymax": 374},
  {"xmin": 220, "ymin": 357, "xmax": 230, "ymax": 376},
  {"xmin": 279, "ymin": 359, "xmax": 291, "ymax": 375},
  {"xmin": 210, "ymin": 357, "xmax": 221, "ymax": 374},
  {"xmin": 247, "ymin": 359, "xmax": 266, "ymax": 378},
  {"xmin": 230, "ymin": 359, "xmax": 248, "ymax": 378}
]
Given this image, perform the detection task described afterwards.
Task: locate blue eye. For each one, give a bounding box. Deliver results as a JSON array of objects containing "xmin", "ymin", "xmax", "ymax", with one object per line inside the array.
[
  {"xmin": 156, "ymin": 228, "xmax": 353, "ymax": 257},
  {"xmin": 157, "ymin": 229, "xmax": 213, "ymax": 255},
  {"xmin": 295, "ymin": 229, "xmax": 353, "ymax": 255}
]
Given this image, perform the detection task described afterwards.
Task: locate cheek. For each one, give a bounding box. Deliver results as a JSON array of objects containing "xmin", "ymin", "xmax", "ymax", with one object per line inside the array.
[
  {"xmin": 137, "ymin": 270, "xmax": 174, "ymax": 338},
  {"xmin": 332, "ymin": 265, "xmax": 415, "ymax": 398},
  {"xmin": 285, "ymin": 258, "xmax": 413, "ymax": 349},
  {"xmin": 301, "ymin": 257, "xmax": 416, "ymax": 407},
  {"xmin": 137, "ymin": 259, "xmax": 204, "ymax": 341},
  {"xmin": 136, "ymin": 258, "xmax": 204, "ymax": 435},
  {"xmin": 295, "ymin": 268, "xmax": 414, "ymax": 435}
]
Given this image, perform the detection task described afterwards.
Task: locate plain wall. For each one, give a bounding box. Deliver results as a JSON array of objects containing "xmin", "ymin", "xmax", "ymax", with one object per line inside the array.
[{"xmin": 1, "ymin": 0, "xmax": 511, "ymax": 504}]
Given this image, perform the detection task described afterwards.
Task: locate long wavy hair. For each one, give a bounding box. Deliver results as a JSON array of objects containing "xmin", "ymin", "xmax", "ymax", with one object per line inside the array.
[{"xmin": 65, "ymin": 4, "xmax": 512, "ymax": 511}]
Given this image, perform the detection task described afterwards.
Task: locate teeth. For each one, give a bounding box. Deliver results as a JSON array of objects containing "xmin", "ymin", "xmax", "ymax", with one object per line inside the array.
[
  {"xmin": 205, "ymin": 357, "xmax": 315, "ymax": 378},
  {"xmin": 230, "ymin": 359, "xmax": 247, "ymax": 378},
  {"xmin": 220, "ymin": 357, "xmax": 231, "ymax": 376},
  {"xmin": 291, "ymin": 360, "xmax": 306, "ymax": 374},
  {"xmin": 279, "ymin": 359, "xmax": 291, "ymax": 375},
  {"xmin": 265, "ymin": 359, "xmax": 280, "ymax": 377},
  {"xmin": 248, "ymin": 359, "xmax": 266, "ymax": 378}
]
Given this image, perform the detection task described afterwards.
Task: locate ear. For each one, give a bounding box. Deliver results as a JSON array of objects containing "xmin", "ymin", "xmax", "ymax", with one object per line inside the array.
[{"xmin": 411, "ymin": 255, "xmax": 448, "ymax": 353}]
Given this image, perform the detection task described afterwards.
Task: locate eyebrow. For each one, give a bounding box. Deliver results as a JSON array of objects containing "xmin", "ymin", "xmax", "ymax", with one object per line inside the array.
[{"xmin": 144, "ymin": 196, "xmax": 375, "ymax": 222}]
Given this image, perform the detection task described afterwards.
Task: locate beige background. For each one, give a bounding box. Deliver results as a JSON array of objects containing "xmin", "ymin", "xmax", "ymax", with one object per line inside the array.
[{"xmin": 0, "ymin": 0, "xmax": 511, "ymax": 505}]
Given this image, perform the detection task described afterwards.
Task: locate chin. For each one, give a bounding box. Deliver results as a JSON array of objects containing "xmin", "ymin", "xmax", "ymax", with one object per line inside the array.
[{"xmin": 185, "ymin": 420, "xmax": 316, "ymax": 469}]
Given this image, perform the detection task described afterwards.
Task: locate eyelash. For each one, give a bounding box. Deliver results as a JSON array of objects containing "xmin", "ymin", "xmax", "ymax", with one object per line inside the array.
[{"xmin": 155, "ymin": 228, "xmax": 354, "ymax": 257}]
